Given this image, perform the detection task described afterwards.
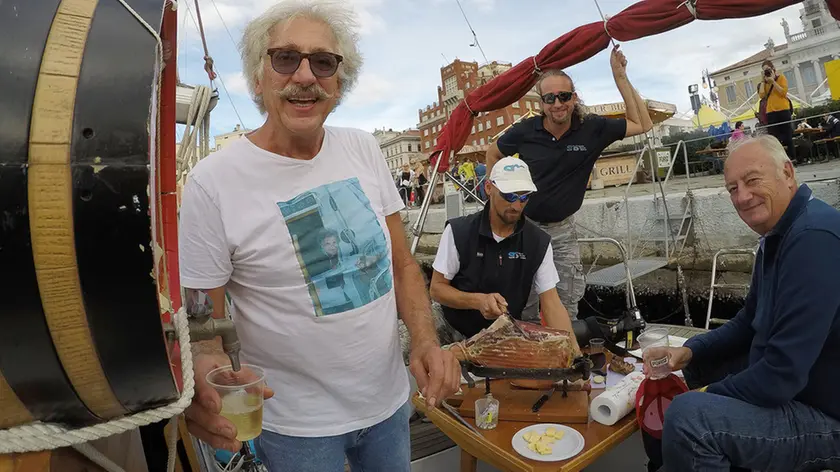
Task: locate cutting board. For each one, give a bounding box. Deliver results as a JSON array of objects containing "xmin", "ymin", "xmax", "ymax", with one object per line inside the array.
[{"xmin": 458, "ymin": 381, "xmax": 589, "ymax": 424}]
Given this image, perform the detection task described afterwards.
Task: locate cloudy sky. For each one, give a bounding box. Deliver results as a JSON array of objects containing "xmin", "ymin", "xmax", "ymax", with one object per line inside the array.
[{"xmin": 175, "ymin": 0, "xmax": 804, "ymax": 140}]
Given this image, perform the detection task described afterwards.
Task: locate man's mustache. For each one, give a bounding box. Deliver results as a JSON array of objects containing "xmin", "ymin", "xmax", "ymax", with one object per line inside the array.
[{"xmin": 275, "ymin": 84, "xmax": 333, "ymax": 101}]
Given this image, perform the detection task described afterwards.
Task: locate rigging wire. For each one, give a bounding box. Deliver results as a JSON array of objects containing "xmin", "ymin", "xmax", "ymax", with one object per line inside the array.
[
  {"xmin": 454, "ymin": 0, "xmax": 489, "ymax": 65},
  {"xmin": 182, "ymin": 0, "xmax": 247, "ymax": 129},
  {"xmin": 208, "ymin": 0, "xmax": 240, "ymax": 54}
]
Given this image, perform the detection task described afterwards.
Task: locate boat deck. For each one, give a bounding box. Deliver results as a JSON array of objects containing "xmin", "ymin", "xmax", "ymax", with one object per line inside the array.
[{"xmin": 410, "ymin": 420, "xmax": 457, "ymax": 461}]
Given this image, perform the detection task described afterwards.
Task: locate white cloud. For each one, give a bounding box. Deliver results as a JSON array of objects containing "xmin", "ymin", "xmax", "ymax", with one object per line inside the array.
[
  {"xmin": 222, "ymin": 71, "xmax": 251, "ymax": 97},
  {"xmin": 343, "ymin": 73, "xmax": 396, "ymax": 107},
  {"xmin": 469, "ymin": 0, "xmax": 496, "ymax": 13}
]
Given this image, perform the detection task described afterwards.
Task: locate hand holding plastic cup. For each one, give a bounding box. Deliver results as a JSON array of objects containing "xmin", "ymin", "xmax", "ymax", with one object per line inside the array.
[
  {"xmin": 638, "ymin": 328, "xmax": 671, "ymax": 379},
  {"xmin": 206, "ymin": 364, "xmax": 266, "ymax": 441}
]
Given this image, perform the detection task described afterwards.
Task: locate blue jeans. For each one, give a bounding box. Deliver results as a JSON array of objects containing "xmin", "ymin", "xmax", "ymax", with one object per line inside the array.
[
  {"xmin": 254, "ymin": 402, "xmax": 411, "ymax": 472},
  {"xmin": 662, "ymin": 356, "xmax": 840, "ymax": 471}
]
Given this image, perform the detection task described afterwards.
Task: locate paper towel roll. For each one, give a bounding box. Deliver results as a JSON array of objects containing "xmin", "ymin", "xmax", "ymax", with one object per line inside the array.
[{"xmin": 590, "ymin": 372, "xmax": 645, "ymax": 426}]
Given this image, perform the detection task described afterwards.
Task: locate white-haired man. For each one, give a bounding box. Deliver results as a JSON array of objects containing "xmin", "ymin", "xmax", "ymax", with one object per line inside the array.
[
  {"xmin": 644, "ymin": 135, "xmax": 840, "ymax": 471},
  {"xmin": 178, "ymin": 1, "xmax": 460, "ymax": 470}
]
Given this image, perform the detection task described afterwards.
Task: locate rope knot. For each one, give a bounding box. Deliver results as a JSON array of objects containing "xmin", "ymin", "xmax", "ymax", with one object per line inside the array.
[
  {"xmin": 203, "ymin": 55, "xmax": 217, "ymax": 81},
  {"xmin": 532, "ymin": 56, "xmax": 542, "ymax": 76},
  {"xmin": 678, "ymin": 0, "xmax": 698, "ymax": 19},
  {"xmin": 603, "ymin": 14, "xmax": 615, "ymax": 42},
  {"xmin": 462, "ymin": 99, "xmax": 477, "ymax": 117}
]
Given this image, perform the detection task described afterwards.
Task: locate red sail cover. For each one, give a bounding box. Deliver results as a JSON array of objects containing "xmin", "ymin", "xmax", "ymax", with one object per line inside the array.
[{"xmin": 430, "ymin": 0, "xmax": 840, "ymax": 172}]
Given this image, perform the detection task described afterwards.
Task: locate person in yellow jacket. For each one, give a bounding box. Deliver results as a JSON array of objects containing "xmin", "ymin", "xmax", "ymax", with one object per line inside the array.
[{"xmin": 758, "ymin": 59, "xmax": 796, "ymax": 161}]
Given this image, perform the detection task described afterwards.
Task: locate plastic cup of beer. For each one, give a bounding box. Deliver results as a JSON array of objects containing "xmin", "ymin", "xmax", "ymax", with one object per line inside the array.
[
  {"xmin": 589, "ymin": 338, "xmax": 605, "ymax": 355},
  {"xmin": 638, "ymin": 328, "xmax": 671, "ymax": 379},
  {"xmin": 206, "ymin": 364, "xmax": 266, "ymax": 442}
]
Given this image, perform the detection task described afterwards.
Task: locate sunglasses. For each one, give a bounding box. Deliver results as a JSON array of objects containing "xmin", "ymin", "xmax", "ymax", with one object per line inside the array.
[
  {"xmin": 541, "ymin": 91, "xmax": 574, "ymax": 104},
  {"xmin": 266, "ymin": 49, "xmax": 344, "ymax": 78},
  {"xmin": 498, "ymin": 189, "xmax": 531, "ymax": 203}
]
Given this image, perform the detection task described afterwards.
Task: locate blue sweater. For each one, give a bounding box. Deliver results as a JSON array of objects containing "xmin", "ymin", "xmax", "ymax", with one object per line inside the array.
[{"xmin": 685, "ymin": 185, "xmax": 840, "ymax": 420}]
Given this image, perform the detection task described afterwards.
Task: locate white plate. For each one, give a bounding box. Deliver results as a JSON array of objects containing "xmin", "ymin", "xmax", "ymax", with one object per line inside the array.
[{"xmin": 511, "ymin": 424, "xmax": 585, "ymax": 462}]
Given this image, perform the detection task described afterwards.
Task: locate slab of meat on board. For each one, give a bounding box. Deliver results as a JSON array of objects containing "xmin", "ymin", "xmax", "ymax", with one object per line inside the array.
[{"xmin": 448, "ymin": 316, "xmax": 576, "ymax": 370}]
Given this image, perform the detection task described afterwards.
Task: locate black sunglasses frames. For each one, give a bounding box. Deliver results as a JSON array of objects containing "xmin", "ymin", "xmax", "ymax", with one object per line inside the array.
[
  {"xmin": 541, "ymin": 91, "xmax": 574, "ymax": 104},
  {"xmin": 266, "ymin": 49, "xmax": 344, "ymax": 78}
]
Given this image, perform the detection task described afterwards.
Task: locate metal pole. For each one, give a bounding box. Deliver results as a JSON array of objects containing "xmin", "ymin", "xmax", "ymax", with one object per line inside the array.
[
  {"xmin": 624, "ymin": 144, "xmax": 649, "ymax": 258},
  {"xmin": 578, "ymin": 237, "xmax": 637, "ymax": 310},
  {"xmin": 647, "ymin": 134, "xmax": 673, "ymax": 259},
  {"xmin": 409, "ymin": 150, "xmax": 448, "ymax": 255},
  {"xmin": 445, "ymin": 171, "xmax": 485, "ymax": 204}
]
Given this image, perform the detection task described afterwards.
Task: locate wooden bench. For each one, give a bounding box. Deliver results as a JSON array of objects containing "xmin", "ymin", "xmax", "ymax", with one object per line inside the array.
[{"xmin": 813, "ymin": 136, "xmax": 840, "ymax": 161}]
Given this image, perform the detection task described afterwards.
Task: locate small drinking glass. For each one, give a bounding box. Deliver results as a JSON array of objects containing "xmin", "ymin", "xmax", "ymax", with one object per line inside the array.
[
  {"xmin": 475, "ymin": 393, "xmax": 499, "ymax": 430},
  {"xmin": 206, "ymin": 364, "xmax": 266, "ymax": 441},
  {"xmin": 638, "ymin": 328, "xmax": 671, "ymax": 380},
  {"xmin": 589, "ymin": 338, "xmax": 605, "ymax": 355}
]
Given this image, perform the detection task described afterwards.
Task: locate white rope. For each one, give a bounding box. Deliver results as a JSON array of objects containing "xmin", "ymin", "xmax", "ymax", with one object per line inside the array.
[
  {"xmin": 678, "ymin": 0, "xmax": 698, "ymax": 19},
  {"xmin": 71, "ymin": 443, "xmax": 126, "ymax": 472},
  {"xmin": 592, "ymin": 0, "xmax": 617, "ymax": 47},
  {"xmin": 177, "ymin": 85, "xmax": 213, "ymax": 182},
  {"xmin": 116, "ymin": 0, "xmax": 163, "ymax": 68},
  {"xmin": 0, "ymin": 307, "xmax": 195, "ymax": 454},
  {"xmin": 166, "ymin": 415, "xmax": 180, "ymax": 472}
]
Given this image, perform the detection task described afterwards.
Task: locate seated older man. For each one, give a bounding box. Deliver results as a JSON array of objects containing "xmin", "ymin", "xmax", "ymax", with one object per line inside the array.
[{"xmin": 644, "ymin": 134, "xmax": 840, "ymax": 472}]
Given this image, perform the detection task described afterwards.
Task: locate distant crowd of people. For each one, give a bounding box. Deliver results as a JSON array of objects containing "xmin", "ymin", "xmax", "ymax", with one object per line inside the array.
[{"xmin": 393, "ymin": 157, "xmax": 490, "ymax": 207}]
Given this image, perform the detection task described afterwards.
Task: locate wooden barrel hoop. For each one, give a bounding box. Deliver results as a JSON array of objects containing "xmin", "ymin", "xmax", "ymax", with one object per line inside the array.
[
  {"xmin": 28, "ymin": 0, "xmax": 127, "ymax": 420},
  {"xmin": 0, "ymin": 0, "xmax": 179, "ymax": 429},
  {"xmin": 0, "ymin": 0, "xmax": 100, "ymax": 428}
]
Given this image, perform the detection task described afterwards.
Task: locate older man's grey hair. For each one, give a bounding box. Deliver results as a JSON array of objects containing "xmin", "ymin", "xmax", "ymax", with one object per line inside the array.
[
  {"xmin": 726, "ymin": 133, "xmax": 792, "ymax": 177},
  {"xmin": 239, "ymin": 0, "xmax": 363, "ymax": 114}
]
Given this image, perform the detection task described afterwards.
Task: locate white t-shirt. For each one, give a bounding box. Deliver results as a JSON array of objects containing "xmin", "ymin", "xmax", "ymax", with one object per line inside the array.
[
  {"xmin": 432, "ymin": 225, "xmax": 559, "ymax": 294},
  {"xmin": 179, "ymin": 126, "xmax": 409, "ymax": 437}
]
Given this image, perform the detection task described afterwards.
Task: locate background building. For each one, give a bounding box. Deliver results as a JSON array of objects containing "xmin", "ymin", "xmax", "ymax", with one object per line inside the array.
[
  {"xmin": 373, "ymin": 128, "xmax": 423, "ymax": 172},
  {"xmin": 417, "ymin": 59, "xmax": 542, "ymax": 162},
  {"xmin": 710, "ymin": 0, "xmax": 840, "ymax": 115},
  {"xmin": 213, "ymin": 124, "xmax": 250, "ymax": 151}
]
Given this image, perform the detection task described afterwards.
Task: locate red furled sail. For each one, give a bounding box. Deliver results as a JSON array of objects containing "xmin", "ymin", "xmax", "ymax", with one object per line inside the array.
[{"xmin": 430, "ymin": 0, "xmax": 840, "ymax": 171}]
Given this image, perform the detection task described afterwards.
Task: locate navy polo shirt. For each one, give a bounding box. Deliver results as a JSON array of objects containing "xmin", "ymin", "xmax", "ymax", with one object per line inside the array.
[{"xmin": 496, "ymin": 114, "xmax": 627, "ymax": 223}]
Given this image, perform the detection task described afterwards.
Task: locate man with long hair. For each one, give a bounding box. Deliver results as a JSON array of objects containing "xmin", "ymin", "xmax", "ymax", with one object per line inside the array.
[{"xmin": 485, "ymin": 45, "xmax": 653, "ymax": 321}]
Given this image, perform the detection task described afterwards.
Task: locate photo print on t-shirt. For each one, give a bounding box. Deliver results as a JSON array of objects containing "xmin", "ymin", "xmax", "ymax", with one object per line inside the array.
[{"xmin": 277, "ymin": 178, "xmax": 393, "ymax": 317}]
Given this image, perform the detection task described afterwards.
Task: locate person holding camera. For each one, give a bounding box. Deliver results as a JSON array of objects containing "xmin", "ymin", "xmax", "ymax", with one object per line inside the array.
[{"xmin": 758, "ymin": 59, "xmax": 795, "ymax": 161}]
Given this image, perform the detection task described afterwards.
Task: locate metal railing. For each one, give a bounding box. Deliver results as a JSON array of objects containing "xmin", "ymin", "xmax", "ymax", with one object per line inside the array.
[
  {"xmin": 809, "ymin": 76, "xmax": 831, "ymax": 104},
  {"xmin": 578, "ymin": 237, "xmax": 637, "ymax": 311},
  {"xmin": 623, "ymin": 143, "xmax": 650, "ymax": 258},
  {"xmin": 621, "ymin": 137, "xmax": 694, "ymax": 262},
  {"xmin": 705, "ymin": 247, "xmax": 757, "ymax": 329}
]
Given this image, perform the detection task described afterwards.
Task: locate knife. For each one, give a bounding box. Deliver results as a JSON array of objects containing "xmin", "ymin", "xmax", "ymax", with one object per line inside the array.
[
  {"xmin": 440, "ymin": 401, "xmax": 483, "ymax": 436},
  {"xmin": 505, "ymin": 313, "xmax": 529, "ymax": 339},
  {"xmin": 531, "ymin": 386, "xmax": 557, "ymax": 413}
]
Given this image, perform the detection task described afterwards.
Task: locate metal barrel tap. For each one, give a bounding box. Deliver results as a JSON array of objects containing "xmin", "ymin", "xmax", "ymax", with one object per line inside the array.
[{"xmin": 181, "ymin": 298, "xmax": 242, "ymax": 371}]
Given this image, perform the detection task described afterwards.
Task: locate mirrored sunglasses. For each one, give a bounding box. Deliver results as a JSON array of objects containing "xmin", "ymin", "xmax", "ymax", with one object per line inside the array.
[{"xmin": 499, "ymin": 190, "xmax": 531, "ymax": 203}]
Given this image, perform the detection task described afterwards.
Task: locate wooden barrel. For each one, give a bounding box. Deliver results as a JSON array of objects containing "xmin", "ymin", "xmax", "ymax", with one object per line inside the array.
[{"xmin": 0, "ymin": 0, "xmax": 179, "ymax": 429}]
